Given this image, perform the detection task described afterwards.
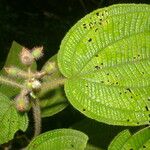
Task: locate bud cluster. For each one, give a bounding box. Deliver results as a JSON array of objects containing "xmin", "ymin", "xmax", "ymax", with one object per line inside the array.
[
  {"xmin": 20, "ymin": 46, "xmax": 43, "ymax": 66},
  {"xmin": 1, "ymin": 45, "xmax": 58, "ymax": 114}
]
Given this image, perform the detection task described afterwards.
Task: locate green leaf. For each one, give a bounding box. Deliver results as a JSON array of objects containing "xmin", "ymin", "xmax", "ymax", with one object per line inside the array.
[
  {"xmin": 108, "ymin": 130, "xmax": 131, "ymax": 150},
  {"xmin": 0, "ymin": 41, "xmax": 37, "ymax": 97},
  {"xmin": 39, "ymin": 54, "xmax": 68, "ymax": 117},
  {"xmin": 27, "ymin": 129, "xmax": 88, "ymax": 150},
  {"xmin": 58, "ymin": 4, "xmax": 150, "ymax": 126},
  {"xmin": 0, "ymin": 92, "xmax": 28, "ymax": 144},
  {"xmin": 40, "ymin": 88, "xmax": 68, "ymax": 117},
  {"xmin": 108, "ymin": 127, "xmax": 150, "ymax": 150}
]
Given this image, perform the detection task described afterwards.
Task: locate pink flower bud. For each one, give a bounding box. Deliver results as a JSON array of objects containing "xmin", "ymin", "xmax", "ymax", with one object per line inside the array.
[
  {"xmin": 15, "ymin": 94, "xmax": 30, "ymax": 112},
  {"xmin": 20, "ymin": 47, "xmax": 34, "ymax": 65}
]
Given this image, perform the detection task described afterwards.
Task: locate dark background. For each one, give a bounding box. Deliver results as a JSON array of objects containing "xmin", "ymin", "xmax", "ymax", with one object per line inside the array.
[
  {"xmin": 0, "ymin": 0, "xmax": 149, "ymax": 69},
  {"xmin": 0, "ymin": 0, "xmax": 149, "ymax": 149}
]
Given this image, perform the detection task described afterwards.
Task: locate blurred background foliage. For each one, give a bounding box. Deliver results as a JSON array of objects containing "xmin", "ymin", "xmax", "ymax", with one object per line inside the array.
[{"xmin": 0, "ymin": 0, "xmax": 149, "ymax": 149}]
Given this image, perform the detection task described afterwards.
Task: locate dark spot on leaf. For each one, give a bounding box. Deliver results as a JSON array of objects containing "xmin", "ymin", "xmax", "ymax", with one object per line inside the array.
[
  {"xmin": 101, "ymin": 63, "xmax": 103, "ymax": 65},
  {"xmin": 133, "ymin": 57, "xmax": 136, "ymax": 59},
  {"xmin": 148, "ymin": 114, "xmax": 150, "ymax": 117},
  {"xmin": 119, "ymin": 92, "xmax": 122, "ymax": 95},
  {"xmin": 143, "ymin": 145, "xmax": 146, "ymax": 148},
  {"xmin": 116, "ymin": 82, "xmax": 118, "ymax": 84},
  {"xmin": 142, "ymin": 72, "xmax": 144, "ymax": 74},
  {"xmin": 130, "ymin": 148, "xmax": 133, "ymax": 150},
  {"xmin": 95, "ymin": 66, "xmax": 100, "ymax": 69},
  {"xmin": 89, "ymin": 22, "xmax": 93, "ymax": 26},
  {"xmin": 126, "ymin": 88, "xmax": 132, "ymax": 93},
  {"xmin": 131, "ymin": 96, "xmax": 133, "ymax": 99},
  {"xmin": 86, "ymin": 85, "xmax": 88, "ymax": 87},
  {"xmin": 138, "ymin": 54, "xmax": 140, "ymax": 57},
  {"xmin": 148, "ymin": 98, "xmax": 150, "ymax": 101},
  {"xmin": 88, "ymin": 38, "xmax": 92, "ymax": 42},
  {"xmin": 95, "ymin": 28, "xmax": 98, "ymax": 32},
  {"xmin": 83, "ymin": 23, "xmax": 87, "ymax": 29},
  {"xmin": 145, "ymin": 106, "xmax": 149, "ymax": 111},
  {"xmin": 93, "ymin": 21, "xmax": 96, "ymax": 25},
  {"xmin": 100, "ymin": 18, "xmax": 102, "ymax": 21},
  {"xmin": 137, "ymin": 122, "xmax": 139, "ymax": 124},
  {"xmin": 125, "ymin": 91, "xmax": 127, "ymax": 94},
  {"xmin": 83, "ymin": 109, "xmax": 86, "ymax": 111},
  {"xmin": 127, "ymin": 119, "xmax": 130, "ymax": 122},
  {"xmin": 101, "ymin": 81, "xmax": 104, "ymax": 83},
  {"xmin": 71, "ymin": 144, "xmax": 74, "ymax": 147},
  {"xmin": 96, "ymin": 12, "xmax": 100, "ymax": 16},
  {"xmin": 106, "ymin": 73, "xmax": 109, "ymax": 75},
  {"xmin": 95, "ymin": 54, "xmax": 98, "ymax": 57},
  {"xmin": 107, "ymin": 80, "xmax": 110, "ymax": 82}
]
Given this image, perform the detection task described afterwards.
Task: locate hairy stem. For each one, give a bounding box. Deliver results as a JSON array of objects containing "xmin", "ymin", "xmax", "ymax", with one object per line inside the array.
[
  {"xmin": 0, "ymin": 76, "xmax": 25, "ymax": 89},
  {"xmin": 31, "ymin": 98, "xmax": 41, "ymax": 137},
  {"xmin": 39, "ymin": 77, "xmax": 66, "ymax": 97}
]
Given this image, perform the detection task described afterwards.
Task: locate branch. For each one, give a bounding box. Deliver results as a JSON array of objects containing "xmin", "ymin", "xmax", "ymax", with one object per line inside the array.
[
  {"xmin": 0, "ymin": 76, "xmax": 25, "ymax": 89},
  {"xmin": 39, "ymin": 77, "xmax": 66, "ymax": 97},
  {"xmin": 31, "ymin": 98, "xmax": 41, "ymax": 137}
]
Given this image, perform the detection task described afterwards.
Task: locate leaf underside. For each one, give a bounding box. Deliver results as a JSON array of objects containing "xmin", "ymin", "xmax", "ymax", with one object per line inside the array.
[
  {"xmin": 108, "ymin": 127, "xmax": 150, "ymax": 150},
  {"xmin": 58, "ymin": 4, "xmax": 150, "ymax": 126},
  {"xmin": 40, "ymin": 88, "xmax": 68, "ymax": 117},
  {"xmin": 0, "ymin": 93, "xmax": 28, "ymax": 144},
  {"xmin": 27, "ymin": 129, "xmax": 88, "ymax": 150}
]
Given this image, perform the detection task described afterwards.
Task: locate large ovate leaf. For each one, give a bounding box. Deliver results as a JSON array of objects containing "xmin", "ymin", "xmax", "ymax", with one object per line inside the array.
[
  {"xmin": 0, "ymin": 41, "xmax": 37, "ymax": 98},
  {"xmin": 39, "ymin": 54, "xmax": 68, "ymax": 117},
  {"xmin": 108, "ymin": 127, "xmax": 150, "ymax": 150},
  {"xmin": 58, "ymin": 4, "xmax": 150, "ymax": 126},
  {"xmin": 0, "ymin": 92, "xmax": 28, "ymax": 144},
  {"xmin": 27, "ymin": 129, "xmax": 88, "ymax": 150}
]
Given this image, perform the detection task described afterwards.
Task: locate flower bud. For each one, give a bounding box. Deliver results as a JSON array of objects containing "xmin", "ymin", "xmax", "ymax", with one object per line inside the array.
[
  {"xmin": 5, "ymin": 67, "xmax": 18, "ymax": 76},
  {"xmin": 26, "ymin": 78, "xmax": 41, "ymax": 91},
  {"xmin": 43, "ymin": 61, "xmax": 56, "ymax": 74},
  {"xmin": 31, "ymin": 46, "xmax": 43, "ymax": 60},
  {"xmin": 15, "ymin": 95, "xmax": 30, "ymax": 112},
  {"xmin": 20, "ymin": 47, "xmax": 34, "ymax": 65}
]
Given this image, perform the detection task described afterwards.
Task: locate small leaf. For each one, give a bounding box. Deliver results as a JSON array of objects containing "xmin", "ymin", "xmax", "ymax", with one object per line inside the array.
[
  {"xmin": 108, "ymin": 127, "xmax": 150, "ymax": 150},
  {"xmin": 0, "ymin": 41, "xmax": 37, "ymax": 97},
  {"xmin": 27, "ymin": 129, "xmax": 88, "ymax": 150},
  {"xmin": 40, "ymin": 88, "xmax": 68, "ymax": 117},
  {"xmin": 108, "ymin": 130, "xmax": 131, "ymax": 150},
  {"xmin": 58, "ymin": 4, "xmax": 150, "ymax": 126},
  {"xmin": 0, "ymin": 92, "xmax": 28, "ymax": 144},
  {"xmin": 122, "ymin": 127, "xmax": 150, "ymax": 149}
]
